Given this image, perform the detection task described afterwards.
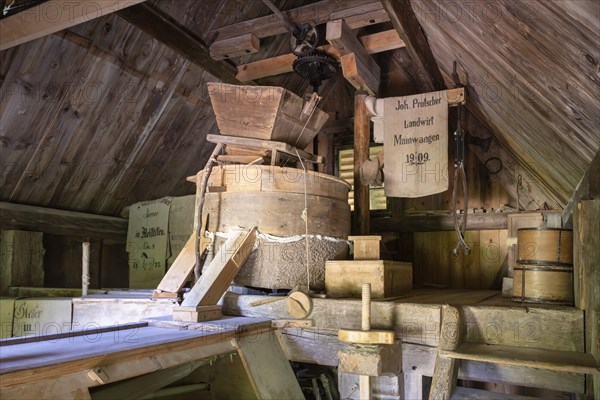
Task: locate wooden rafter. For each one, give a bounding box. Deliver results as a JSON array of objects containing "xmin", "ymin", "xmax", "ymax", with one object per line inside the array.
[
  {"xmin": 208, "ymin": 0, "xmax": 391, "ymax": 63},
  {"xmin": 381, "ymin": 0, "xmax": 446, "ymax": 91},
  {"xmin": 0, "ymin": 0, "xmax": 146, "ymax": 51},
  {"xmin": 117, "ymin": 3, "xmax": 246, "ymax": 85},
  {"xmin": 327, "ymin": 19, "xmax": 380, "ymax": 95}
]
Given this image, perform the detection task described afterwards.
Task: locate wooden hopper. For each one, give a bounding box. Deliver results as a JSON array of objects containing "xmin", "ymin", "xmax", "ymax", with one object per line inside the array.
[{"xmin": 207, "ymin": 83, "xmax": 329, "ymax": 149}]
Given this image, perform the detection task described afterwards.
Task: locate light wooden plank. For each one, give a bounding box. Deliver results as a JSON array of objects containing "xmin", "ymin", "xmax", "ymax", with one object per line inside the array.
[
  {"xmin": 0, "ymin": 0, "xmax": 146, "ymax": 51},
  {"xmin": 235, "ymin": 334, "xmax": 304, "ymax": 400},
  {"xmin": 441, "ymin": 343, "xmax": 600, "ymax": 375},
  {"xmin": 156, "ymin": 215, "xmax": 209, "ymax": 294},
  {"xmin": 338, "ymin": 329, "xmax": 395, "ymax": 345},
  {"xmin": 359, "ymin": 29, "xmax": 405, "ymax": 53},
  {"xmin": 181, "ymin": 228, "xmax": 256, "ymax": 307}
]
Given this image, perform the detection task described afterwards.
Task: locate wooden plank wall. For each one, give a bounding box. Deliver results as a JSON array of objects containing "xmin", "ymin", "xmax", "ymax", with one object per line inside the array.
[
  {"xmin": 413, "ymin": 230, "xmax": 508, "ymax": 289},
  {"xmin": 410, "ymin": 0, "xmax": 600, "ymax": 205}
]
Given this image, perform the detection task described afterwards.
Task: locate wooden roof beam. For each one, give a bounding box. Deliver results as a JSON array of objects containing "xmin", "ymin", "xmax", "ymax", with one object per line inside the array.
[
  {"xmin": 0, "ymin": 0, "xmax": 146, "ymax": 51},
  {"xmin": 208, "ymin": 0, "xmax": 389, "ymax": 61},
  {"xmin": 327, "ymin": 19, "xmax": 380, "ymax": 95},
  {"xmin": 0, "ymin": 202, "xmax": 128, "ymax": 240},
  {"xmin": 381, "ymin": 0, "xmax": 446, "ymax": 92},
  {"xmin": 236, "ymin": 29, "xmax": 404, "ymax": 83},
  {"xmin": 117, "ymin": 3, "xmax": 246, "ymax": 85}
]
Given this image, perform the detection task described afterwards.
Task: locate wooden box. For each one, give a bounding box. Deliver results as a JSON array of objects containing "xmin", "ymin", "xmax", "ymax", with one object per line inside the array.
[
  {"xmin": 173, "ymin": 305, "xmax": 222, "ymax": 322},
  {"xmin": 325, "ymin": 260, "xmax": 412, "ymax": 298}
]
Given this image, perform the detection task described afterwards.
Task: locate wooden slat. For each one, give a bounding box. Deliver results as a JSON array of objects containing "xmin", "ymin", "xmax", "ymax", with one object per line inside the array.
[
  {"xmin": 117, "ymin": 3, "xmax": 243, "ymax": 84},
  {"xmin": 206, "ymin": 134, "xmax": 324, "ymax": 164},
  {"xmin": 440, "ymin": 343, "xmax": 600, "ymax": 375},
  {"xmin": 0, "ymin": 0, "xmax": 146, "ymax": 51},
  {"xmin": 156, "ymin": 225, "xmax": 210, "ymax": 294},
  {"xmin": 235, "ymin": 334, "xmax": 304, "ymax": 400},
  {"xmin": 381, "ymin": 0, "xmax": 446, "ymax": 92},
  {"xmin": 0, "ymin": 202, "xmax": 127, "ymax": 239},
  {"xmin": 181, "ymin": 228, "xmax": 256, "ymax": 307}
]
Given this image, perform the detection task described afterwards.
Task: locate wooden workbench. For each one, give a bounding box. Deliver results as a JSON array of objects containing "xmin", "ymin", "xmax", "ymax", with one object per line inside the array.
[{"xmin": 0, "ymin": 317, "xmax": 277, "ymax": 399}]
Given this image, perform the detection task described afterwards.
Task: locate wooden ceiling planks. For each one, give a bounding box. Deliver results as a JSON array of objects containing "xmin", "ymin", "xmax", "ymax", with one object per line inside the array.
[{"xmin": 410, "ymin": 0, "xmax": 600, "ymax": 205}]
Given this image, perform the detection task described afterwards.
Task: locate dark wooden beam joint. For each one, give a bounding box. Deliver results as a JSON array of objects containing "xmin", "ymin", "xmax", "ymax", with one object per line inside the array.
[{"xmin": 381, "ymin": 0, "xmax": 446, "ymax": 92}]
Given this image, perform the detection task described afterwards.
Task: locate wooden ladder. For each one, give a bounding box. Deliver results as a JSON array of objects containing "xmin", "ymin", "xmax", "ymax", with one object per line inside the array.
[{"xmin": 429, "ymin": 305, "xmax": 600, "ymax": 400}]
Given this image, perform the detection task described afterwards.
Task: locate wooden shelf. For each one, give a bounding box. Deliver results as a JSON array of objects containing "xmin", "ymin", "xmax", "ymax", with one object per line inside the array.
[{"xmin": 441, "ymin": 343, "xmax": 600, "ymax": 375}]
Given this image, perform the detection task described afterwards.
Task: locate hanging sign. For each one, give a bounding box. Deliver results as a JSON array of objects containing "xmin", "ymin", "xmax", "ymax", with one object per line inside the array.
[{"xmin": 383, "ymin": 90, "xmax": 449, "ymax": 197}]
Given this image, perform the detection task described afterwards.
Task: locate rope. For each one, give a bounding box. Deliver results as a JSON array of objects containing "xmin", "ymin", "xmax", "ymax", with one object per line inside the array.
[
  {"xmin": 291, "ymin": 94, "xmax": 321, "ymax": 292},
  {"xmin": 194, "ymin": 143, "xmax": 223, "ymax": 281},
  {"xmin": 453, "ymin": 103, "xmax": 470, "ymax": 257},
  {"xmin": 296, "ymin": 148, "xmax": 311, "ymax": 293}
]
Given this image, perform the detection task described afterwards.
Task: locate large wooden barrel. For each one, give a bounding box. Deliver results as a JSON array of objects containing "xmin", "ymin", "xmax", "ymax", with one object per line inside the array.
[
  {"xmin": 517, "ymin": 228, "xmax": 573, "ymax": 265},
  {"xmin": 513, "ymin": 264, "xmax": 573, "ymax": 304},
  {"xmin": 197, "ymin": 165, "xmax": 351, "ymax": 237},
  {"xmin": 192, "ymin": 165, "xmax": 351, "ymax": 290}
]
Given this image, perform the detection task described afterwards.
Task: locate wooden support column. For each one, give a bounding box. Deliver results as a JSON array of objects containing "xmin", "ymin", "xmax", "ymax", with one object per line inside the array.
[
  {"xmin": 574, "ymin": 199, "xmax": 600, "ymax": 397},
  {"xmin": 429, "ymin": 305, "xmax": 462, "ymax": 400},
  {"xmin": 354, "ymin": 91, "xmax": 370, "ymax": 235}
]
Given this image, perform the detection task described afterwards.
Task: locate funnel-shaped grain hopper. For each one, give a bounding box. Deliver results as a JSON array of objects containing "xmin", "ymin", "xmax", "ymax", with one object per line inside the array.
[{"xmin": 207, "ymin": 83, "xmax": 329, "ymax": 149}]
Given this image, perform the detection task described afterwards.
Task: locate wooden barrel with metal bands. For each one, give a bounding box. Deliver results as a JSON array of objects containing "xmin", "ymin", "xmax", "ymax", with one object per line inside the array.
[
  {"xmin": 517, "ymin": 228, "xmax": 573, "ymax": 266},
  {"xmin": 512, "ymin": 264, "xmax": 573, "ymax": 305}
]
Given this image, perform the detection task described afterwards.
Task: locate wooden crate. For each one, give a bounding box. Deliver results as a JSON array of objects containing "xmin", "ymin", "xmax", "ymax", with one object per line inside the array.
[{"xmin": 325, "ymin": 260, "xmax": 412, "ymax": 298}]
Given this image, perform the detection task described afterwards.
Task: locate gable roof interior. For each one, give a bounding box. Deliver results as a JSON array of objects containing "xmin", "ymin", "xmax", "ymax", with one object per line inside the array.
[{"xmin": 0, "ymin": 0, "xmax": 598, "ymax": 216}]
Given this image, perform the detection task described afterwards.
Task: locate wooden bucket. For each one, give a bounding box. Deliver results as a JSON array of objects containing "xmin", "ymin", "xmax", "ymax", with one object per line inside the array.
[
  {"xmin": 517, "ymin": 228, "xmax": 573, "ymax": 265},
  {"xmin": 512, "ymin": 264, "xmax": 573, "ymax": 304}
]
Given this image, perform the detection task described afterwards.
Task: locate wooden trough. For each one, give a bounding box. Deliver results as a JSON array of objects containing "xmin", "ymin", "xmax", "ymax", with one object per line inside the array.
[{"xmin": 207, "ymin": 83, "xmax": 329, "ymax": 149}]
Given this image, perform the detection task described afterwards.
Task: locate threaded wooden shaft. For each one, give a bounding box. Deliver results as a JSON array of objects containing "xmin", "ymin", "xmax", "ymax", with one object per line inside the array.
[{"xmin": 361, "ymin": 283, "xmax": 371, "ymax": 331}]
